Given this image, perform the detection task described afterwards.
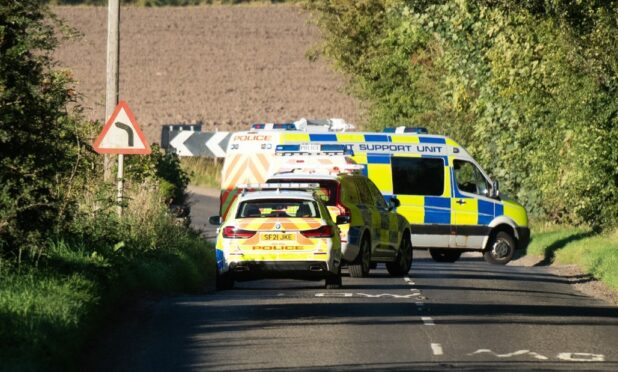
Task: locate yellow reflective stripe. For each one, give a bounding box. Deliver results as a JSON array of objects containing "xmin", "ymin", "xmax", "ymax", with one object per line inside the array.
[
  {"xmin": 391, "ymin": 135, "xmax": 420, "ymax": 144},
  {"xmin": 350, "ymin": 154, "xmax": 367, "ymax": 164},
  {"xmin": 451, "ymin": 198, "xmax": 478, "ymax": 225},
  {"xmin": 445, "ymin": 137, "xmax": 460, "ymax": 147},
  {"xmin": 504, "ymin": 202, "xmax": 528, "ymax": 226},
  {"xmin": 396, "ymin": 195, "xmax": 424, "ymax": 224},
  {"xmin": 336, "ymin": 133, "xmax": 365, "ymax": 142},
  {"xmin": 367, "ymin": 164, "xmax": 393, "ymax": 193},
  {"xmin": 443, "ymin": 165, "xmax": 452, "ymax": 197},
  {"xmin": 281, "ymin": 133, "xmax": 310, "ymax": 143}
]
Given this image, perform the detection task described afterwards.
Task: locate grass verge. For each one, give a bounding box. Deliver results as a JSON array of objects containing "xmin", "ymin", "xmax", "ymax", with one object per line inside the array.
[
  {"xmin": 0, "ymin": 188, "xmax": 214, "ymax": 372},
  {"xmin": 527, "ymin": 223, "xmax": 618, "ymax": 290},
  {"xmin": 180, "ymin": 157, "xmax": 222, "ymax": 189}
]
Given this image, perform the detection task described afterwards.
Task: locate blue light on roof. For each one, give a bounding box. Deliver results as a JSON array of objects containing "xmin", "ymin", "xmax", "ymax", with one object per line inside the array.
[{"xmin": 273, "ymin": 123, "xmax": 297, "ymax": 130}]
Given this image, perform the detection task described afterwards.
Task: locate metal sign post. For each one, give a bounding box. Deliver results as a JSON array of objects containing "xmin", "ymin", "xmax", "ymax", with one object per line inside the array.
[{"xmin": 117, "ymin": 154, "xmax": 124, "ymax": 216}]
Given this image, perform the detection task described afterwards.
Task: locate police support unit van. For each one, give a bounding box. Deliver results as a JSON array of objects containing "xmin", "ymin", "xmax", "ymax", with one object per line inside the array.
[{"xmin": 218, "ymin": 120, "xmax": 530, "ymax": 265}]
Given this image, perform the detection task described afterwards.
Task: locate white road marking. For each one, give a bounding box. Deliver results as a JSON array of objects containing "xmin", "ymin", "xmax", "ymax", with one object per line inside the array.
[
  {"xmin": 314, "ymin": 292, "xmax": 420, "ymax": 299},
  {"xmin": 557, "ymin": 352, "xmax": 605, "ymax": 362},
  {"xmin": 315, "ymin": 293, "xmax": 353, "ymax": 298},
  {"xmin": 356, "ymin": 293, "xmax": 420, "ymax": 299},
  {"xmin": 276, "ymin": 293, "xmax": 285, "ymax": 297},
  {"xmin": 468, "ymin": 349, "xmax": 548, "ymax": 360},
  {"xmin": 410, "ymin": 288, "xmax": 420, "ymax": 292},
  {"xmin": 431, "ymin": 343, "xmax": 444, "ymax": 356},
  {"xmin": 421, "ymin": 316, "xmax": 435, "ymax": 326},
  {"xmin": 404, "ymin": 277, "xmax": 415, "ymax": 285}
]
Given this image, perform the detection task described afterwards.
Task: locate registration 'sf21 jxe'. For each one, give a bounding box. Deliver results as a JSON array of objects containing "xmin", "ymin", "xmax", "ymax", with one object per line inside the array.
[{"xmin": 209, "ymin": 184, "xmax": 344, "ymax": 290}]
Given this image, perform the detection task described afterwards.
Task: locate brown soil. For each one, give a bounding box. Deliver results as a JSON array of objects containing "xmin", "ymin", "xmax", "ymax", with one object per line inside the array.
[{"xmin": 52, "ymin": 5, "xmax": 361, "ymax": 142}]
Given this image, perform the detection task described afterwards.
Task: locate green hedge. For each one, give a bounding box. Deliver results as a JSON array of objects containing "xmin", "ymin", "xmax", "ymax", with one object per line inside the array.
[{"xmin": 307, "ymin": 0, "xmax": 618, "ymax": 229}]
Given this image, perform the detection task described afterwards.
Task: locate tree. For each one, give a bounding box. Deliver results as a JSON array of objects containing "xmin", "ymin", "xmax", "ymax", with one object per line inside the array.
[{"xmin": 0, "ymin": 0, "xmax": 91, "ymax": 262}]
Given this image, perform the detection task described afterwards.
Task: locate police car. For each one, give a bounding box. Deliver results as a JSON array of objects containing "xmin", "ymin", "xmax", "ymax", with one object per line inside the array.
[
  {"xmin": 216, "ymin": 120, "xmax": 530, "ymax": 265},
  {"xmin": 266, "ymin": 172, "xmax": 413, "ymax": 278},
  {"xmin": 209, "ymin": 184, "xmax": 342, "ymax": 289}
]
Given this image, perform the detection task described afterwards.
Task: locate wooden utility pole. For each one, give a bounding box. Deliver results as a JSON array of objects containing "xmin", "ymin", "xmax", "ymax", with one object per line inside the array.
[
  {"xmin": 104, "ymin": 0, "xmax": 120, "ymax": 184},
  {"xmin": 105, "ymin": 0, "xmax": 124, "ymax": 216}
]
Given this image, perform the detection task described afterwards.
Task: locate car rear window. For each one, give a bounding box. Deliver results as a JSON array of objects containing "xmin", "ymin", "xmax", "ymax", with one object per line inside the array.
[
  {"xmin": 236, "ymin": 199, "xmax": 321, "ymax": 218},
  {"xmin": 266, "ymin": 179, "xmax": 338, "ymax": 206}
]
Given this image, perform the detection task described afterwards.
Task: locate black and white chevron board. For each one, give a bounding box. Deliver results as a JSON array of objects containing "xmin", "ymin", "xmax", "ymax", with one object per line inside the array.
[{"xmin": 161, "ymin": 125, "xmax": 232, "ymax": 157}]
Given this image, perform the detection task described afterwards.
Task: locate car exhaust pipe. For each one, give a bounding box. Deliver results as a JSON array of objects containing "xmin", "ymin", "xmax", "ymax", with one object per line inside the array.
[{"xmin": 309, "ymin": 265, "xmax": 324, "ymax": 272}]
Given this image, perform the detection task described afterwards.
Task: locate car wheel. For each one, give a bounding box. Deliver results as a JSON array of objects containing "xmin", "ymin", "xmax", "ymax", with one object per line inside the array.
[
  {"xmin": 386, "ymin": 234, "xmax": 413, "ymax": 277},
  {"xmin": 429, "ymin": 249, "xmax": 462, "ymax": 263},
  {"xmin": 484, "ymin": 231, "xmax": 515, "ymax": 265},
  {"xmin": 216, "ymin": 271, "xmax": 234, "ymax": 290},
  {"xmin": 325, "ymin": 266, "xmax": 342, "ymax": 289},
  {"xmin": 349, "ymin": 235, "xmax": 371, "ymax": 278}
]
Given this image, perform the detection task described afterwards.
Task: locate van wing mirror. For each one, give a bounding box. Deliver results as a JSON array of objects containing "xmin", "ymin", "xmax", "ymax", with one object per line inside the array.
[
  {"xmin": 389, "ymin": 197, "xmax": 401, "ymax": 211},
  {"xmin": 209, "ymin": 216, "xmax": 222, "ymax": 226},
  {"xmin": 491, "ymin": 180, "xmax": 500, "ymax": 199},
  {"xmin": 336, "ymin": 215, "xmax": 351, "ymax": 224}
]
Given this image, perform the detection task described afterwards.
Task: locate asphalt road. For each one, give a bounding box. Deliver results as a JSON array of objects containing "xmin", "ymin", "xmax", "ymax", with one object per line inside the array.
[{"xmin": 82, "ymin": 188, "xmax": 618, "ymax": 371}]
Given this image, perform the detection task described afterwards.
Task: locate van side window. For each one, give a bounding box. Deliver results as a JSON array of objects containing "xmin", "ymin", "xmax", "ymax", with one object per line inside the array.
[
  {"xmin": 367, "ymin": 180, "xmax": 388, "ymax": 209},
  {"xmin": 355, "ymin": 178, "xmax": 373, "ymax": 205},
  {"xmin": 391, "ymin": 157, "xmax": 444, "ymax": 196},
  {"xmin": 453, "ymin": 160, "xmax": 489, "ymax": 196}
]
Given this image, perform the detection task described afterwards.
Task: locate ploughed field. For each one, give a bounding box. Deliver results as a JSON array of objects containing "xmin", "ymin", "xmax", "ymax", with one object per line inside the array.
[{"xmin": 52, "ymin": 5, "xmax": 360, "ymax": 142}]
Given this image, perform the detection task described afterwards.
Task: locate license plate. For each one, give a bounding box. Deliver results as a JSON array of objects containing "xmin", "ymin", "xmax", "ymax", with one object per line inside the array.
[
  {"xmin": 300, "ymin": 143, "xmax": 321, "ymax": 152},
  {"xmin": 261, "ymin": 232, "xmax": 295, "ymax": 241}
]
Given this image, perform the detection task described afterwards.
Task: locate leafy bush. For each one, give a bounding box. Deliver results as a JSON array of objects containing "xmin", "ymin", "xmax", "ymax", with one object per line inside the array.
[
  {"xmin": 0, "ymin": 0, "xmax": 98, "ymax": 263},
  {"xmin": 306, "ymin": 0, "xmax": 618, "ymax": 229}
]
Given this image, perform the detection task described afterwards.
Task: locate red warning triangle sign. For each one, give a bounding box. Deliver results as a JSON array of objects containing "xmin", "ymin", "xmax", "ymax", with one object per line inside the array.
[{"xmin": 93, "ymin": 101, "xmax": 151, "ymax": 155}]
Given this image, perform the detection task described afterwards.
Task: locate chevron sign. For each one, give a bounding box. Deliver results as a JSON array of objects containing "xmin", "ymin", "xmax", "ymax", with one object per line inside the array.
[{"xmin": 164, "ymin": 129, "xmax": 232, "ymax": 158}]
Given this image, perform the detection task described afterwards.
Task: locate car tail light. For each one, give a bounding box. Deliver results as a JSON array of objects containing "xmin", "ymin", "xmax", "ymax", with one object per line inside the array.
[
  {"xmin": 301, "ymin": 225, "xmax": 334, "ymax": 238},
  {"xmin": 335, "ymin": 182, "xmax": 351, "ymax": 220},
  {"xmin": 222, "ymin": 226, "xmax": 256, "ymax": 239}
]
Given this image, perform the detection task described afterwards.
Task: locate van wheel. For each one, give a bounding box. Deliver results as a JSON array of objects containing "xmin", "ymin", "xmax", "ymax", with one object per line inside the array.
[
  {"xmin": 386, "ymin": 234, "xmax": 413, "ymax": 277},
  {"xmin": 216, "ymin": 271, "xmax": 234, "ymax": 290},
  {"xmin": 429, "ymin": 249, "xmax": 462, "ymax": 263},
  {"xmin": 484, "ymin": 231, "xmax": 515, "ymax": 265},
  {"xmin": 349, "ymin": 236, "xmax": 371, "ymax": 278},
  {"xmin": 325, "ymin": 266, "xmax": 342, "ymax": 289}
]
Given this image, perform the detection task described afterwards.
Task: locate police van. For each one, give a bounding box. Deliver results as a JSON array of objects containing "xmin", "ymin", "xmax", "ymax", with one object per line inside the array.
[{"xmin": 218, "ymin": 120, "xmax": 530, "ymax": 265}]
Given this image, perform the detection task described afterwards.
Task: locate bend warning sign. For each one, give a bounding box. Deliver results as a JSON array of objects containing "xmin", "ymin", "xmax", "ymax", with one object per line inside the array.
[{"xmin": 93, "ymin": 101, "xmax": 151, "ymax": 155}]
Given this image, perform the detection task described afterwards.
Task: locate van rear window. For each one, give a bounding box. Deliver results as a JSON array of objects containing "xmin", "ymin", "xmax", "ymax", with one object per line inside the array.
[
  {"xmin": 391, "ymin": 157, "xmax": 444, "ymax": 196},
  {"xmin": 266, "ymin": 179, "xmax": 338, "ymax": 206}
]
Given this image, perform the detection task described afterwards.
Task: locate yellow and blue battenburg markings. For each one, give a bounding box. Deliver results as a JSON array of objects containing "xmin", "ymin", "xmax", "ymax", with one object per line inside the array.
[{"xmin": 278, "ymin": 132, "xmax": 509, "ymax": 227}]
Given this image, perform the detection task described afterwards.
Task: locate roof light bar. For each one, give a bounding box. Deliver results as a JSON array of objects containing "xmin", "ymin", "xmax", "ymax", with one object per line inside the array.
[
  {"xmin": 250, "ymin": 123, "xmax": 297, "ymax": 131},
  {"xmin": 383, "ymin": 126, "xmax": 429, "ymax": 134},
  {"xmin": 237, "ymin": 183, "xmax": 320, "ymax": 190}
]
